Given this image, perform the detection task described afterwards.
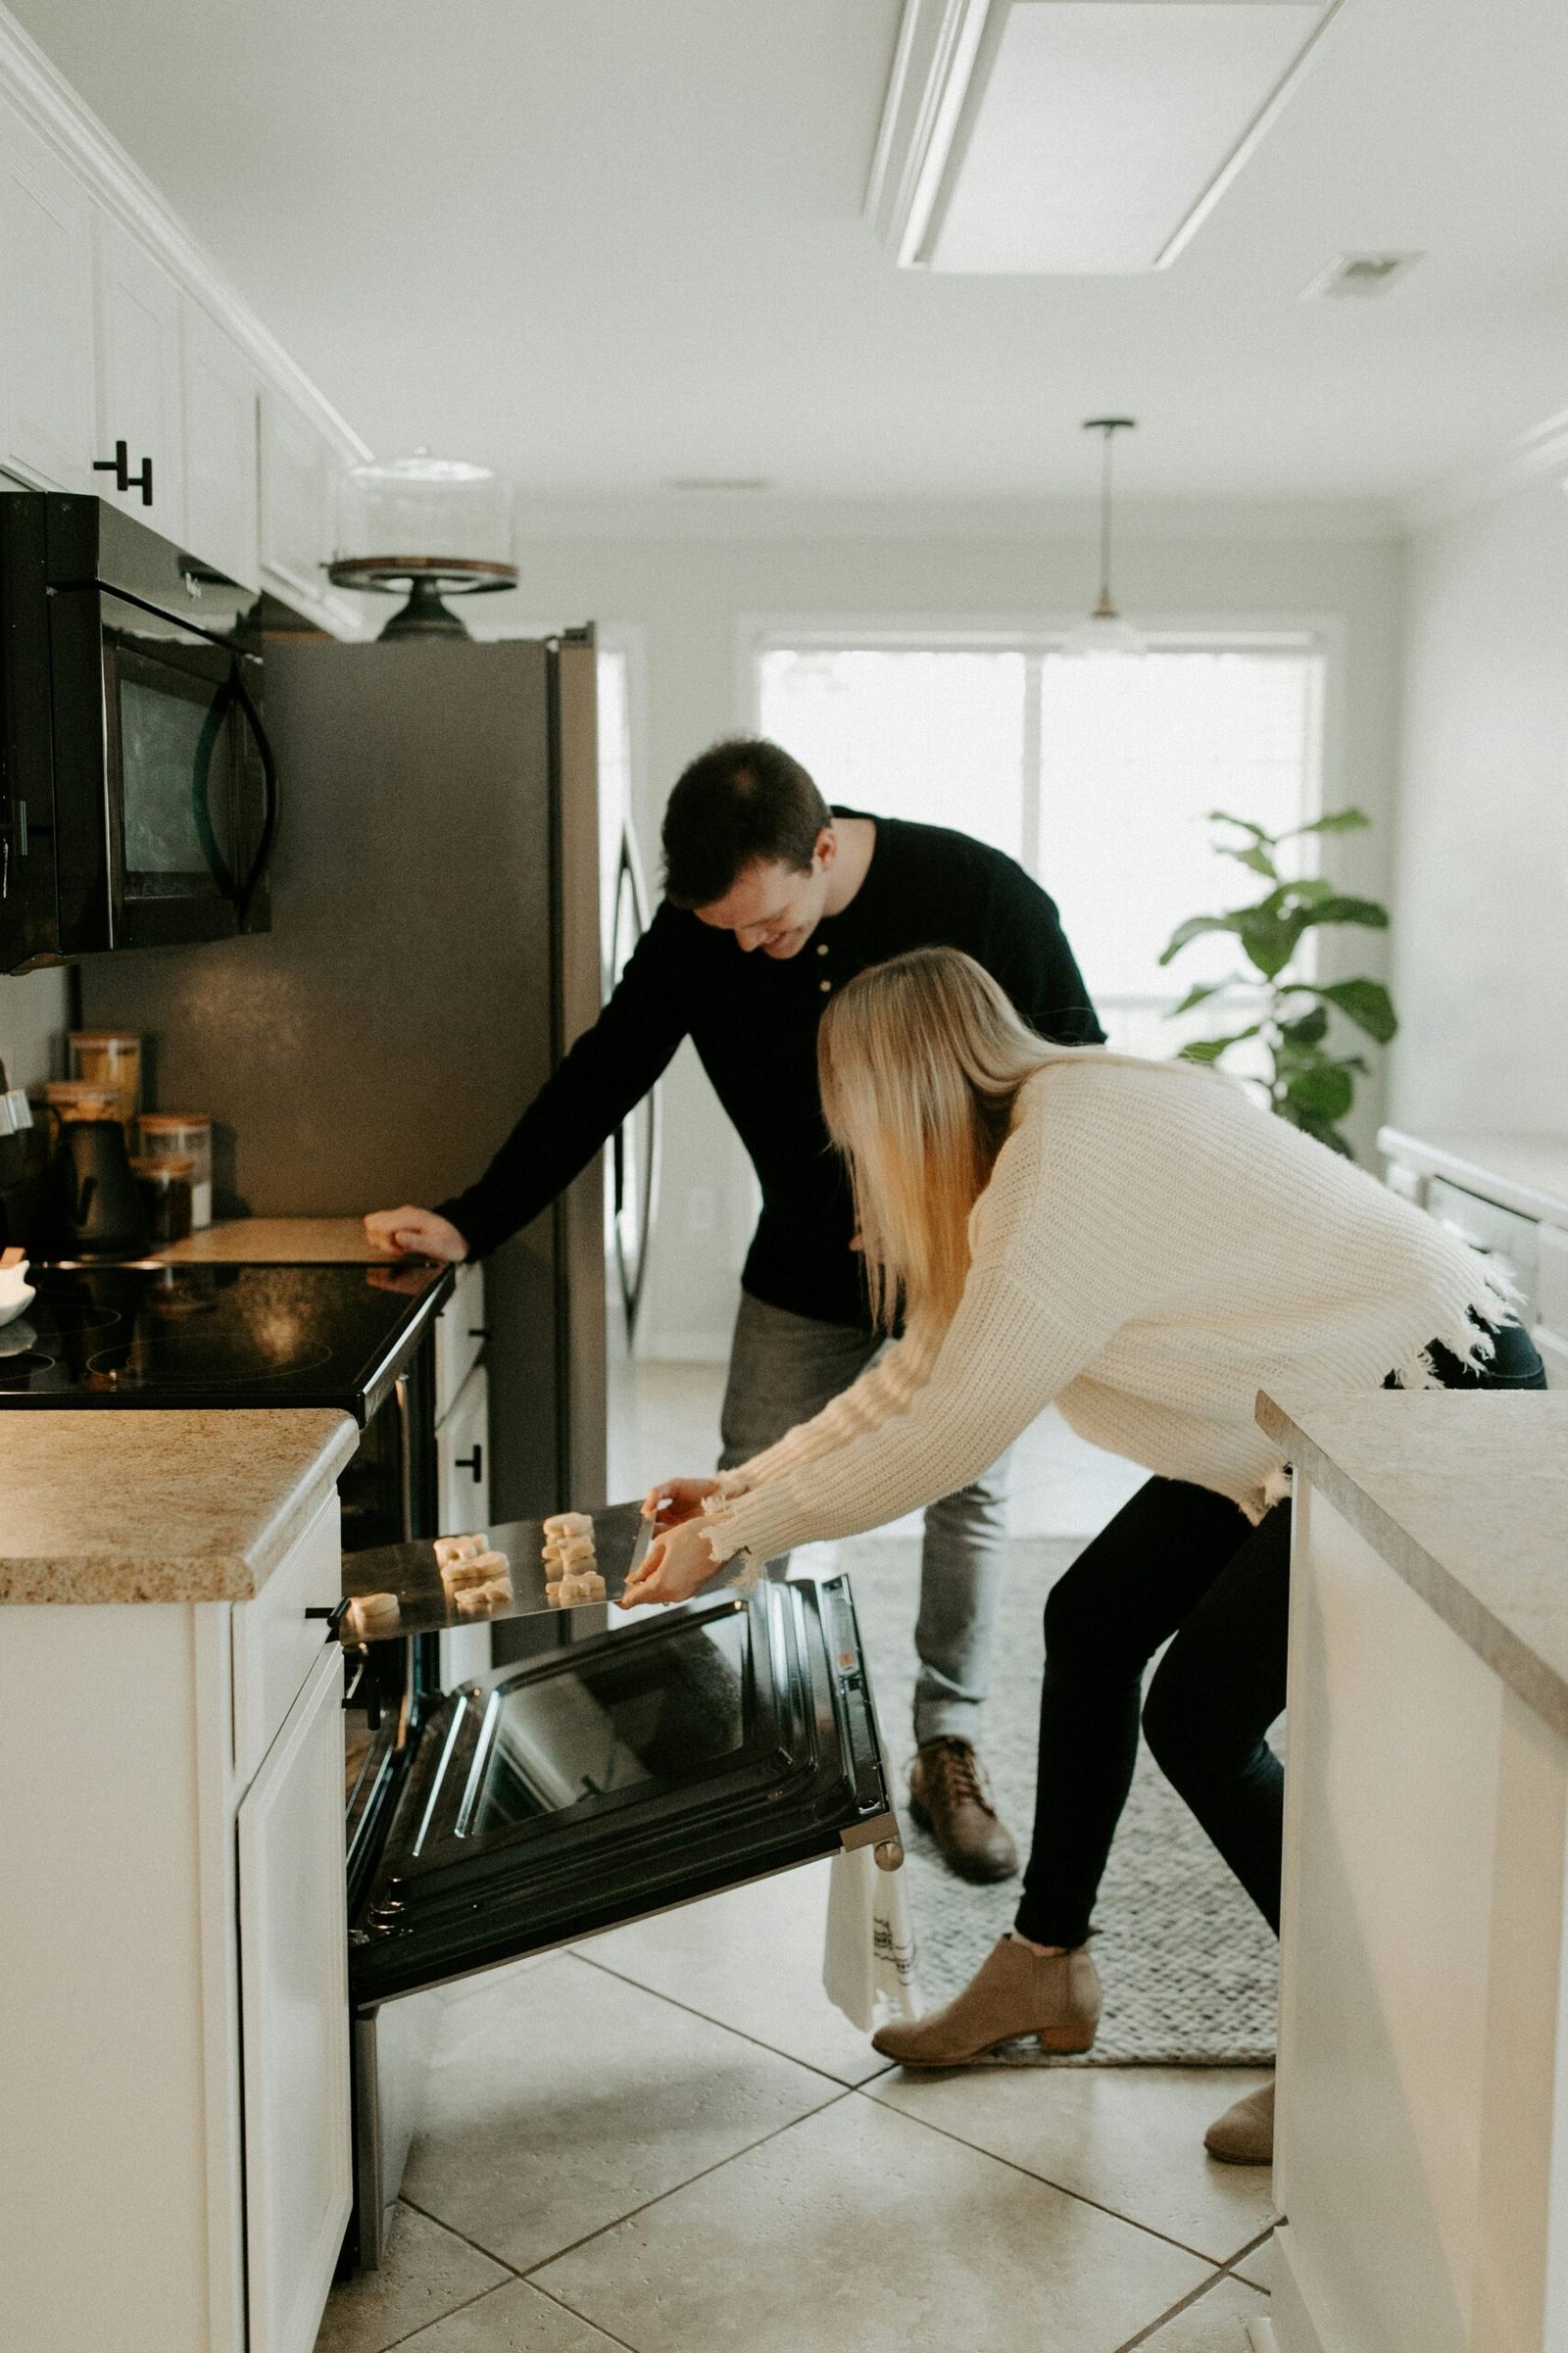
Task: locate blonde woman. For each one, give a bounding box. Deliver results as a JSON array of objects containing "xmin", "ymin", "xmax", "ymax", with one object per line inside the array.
[{"xmin": 625, "ymin": 948, "xmax": 1543, "ymax": 2163}]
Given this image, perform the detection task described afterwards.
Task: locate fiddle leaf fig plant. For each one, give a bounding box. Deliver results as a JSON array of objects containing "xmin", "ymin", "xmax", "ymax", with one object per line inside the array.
[{"xmin": 1158, "ymin": 807, "xmax": 1396, "ymax": 1159}]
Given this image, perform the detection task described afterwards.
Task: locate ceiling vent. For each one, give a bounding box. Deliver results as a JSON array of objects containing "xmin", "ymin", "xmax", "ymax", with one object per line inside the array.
[
  {"xmin": 1300, "ymin": 252, "xmax": 1425, "ymax": 300},
  {"xmin": 867, "ymin": 0, "xmax": 1346, "ymax": 274}
]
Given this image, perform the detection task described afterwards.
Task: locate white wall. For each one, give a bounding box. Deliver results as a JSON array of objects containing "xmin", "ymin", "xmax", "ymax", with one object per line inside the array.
[
  {"xmin": 499, "ymin": 511, "xmax": 1403, "ymax": 1360},
  {"xmin": 1388, "ymin": 469, "xmax": 1568, "ymax": 1134}
]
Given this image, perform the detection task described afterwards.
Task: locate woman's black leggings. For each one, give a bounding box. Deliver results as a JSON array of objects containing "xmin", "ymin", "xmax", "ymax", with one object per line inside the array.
[{"xmin": 1014, "ymin": 1319, "xmax": 1546, "ymax": 1949}]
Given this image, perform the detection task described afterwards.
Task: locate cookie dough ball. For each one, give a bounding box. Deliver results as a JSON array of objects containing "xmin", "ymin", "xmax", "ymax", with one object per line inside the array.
[
  {"xmin": 347, "ymin": 1591, "xmax": 401, "ymax": 1641},
  {"xmin": 543, "ymin": 1510, "xmax": 594, "ymax": 1542},
  {"xmin": 435, "ymin": 1533, "xmax": 488, "ymax": 1568}
]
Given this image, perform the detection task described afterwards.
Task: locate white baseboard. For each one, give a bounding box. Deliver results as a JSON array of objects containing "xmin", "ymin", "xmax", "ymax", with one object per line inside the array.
[{"xmin": 1268, "ymin": 2225, "xmax": 1344, "ymax": 2353}]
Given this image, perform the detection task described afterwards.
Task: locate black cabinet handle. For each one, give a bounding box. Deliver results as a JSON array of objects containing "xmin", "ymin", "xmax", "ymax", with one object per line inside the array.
[
  {"xmin": 467, "ymin": 1326, "xmax": 489, "ymax": 1341},
  {"xmin": 456, "ymin": 1445, "xmax": 483, "ymax": 1482},
  {"xmin": 306, "ymin": 1596, "xmax": 352, "ymax": 1641},
  {"xmin": 93, "ymin": 439, "xmax": 154, "ymax": 507}
]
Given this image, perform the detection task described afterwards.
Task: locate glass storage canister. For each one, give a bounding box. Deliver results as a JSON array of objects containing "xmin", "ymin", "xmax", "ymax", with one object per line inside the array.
[
  {"xmin": 137, "ymin": 1113, "xmax": 214, "ymax": 1230},
  {"xmin": 67, "ymin": 1032, "xmax": 141, "ymax": 1134},
  {"xmin": 41, "ymin": 1079, "xmax": 124, "ymax": 1125},
  {"xmin": 130, "ymin": 1154, "xmax": 195, "ymax": 1247}
]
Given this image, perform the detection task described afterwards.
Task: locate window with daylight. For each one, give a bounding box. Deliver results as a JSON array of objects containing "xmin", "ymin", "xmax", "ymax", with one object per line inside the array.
[{"xmin": 754, "ymin": 637, "xmax": 1325, "ymax": 1058}]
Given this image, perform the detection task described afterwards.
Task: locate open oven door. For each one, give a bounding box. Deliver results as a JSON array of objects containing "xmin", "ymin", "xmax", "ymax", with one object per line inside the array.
[{"xmin": 348, "ymin": 1572, "xmax": 897, "ymax": 2262}]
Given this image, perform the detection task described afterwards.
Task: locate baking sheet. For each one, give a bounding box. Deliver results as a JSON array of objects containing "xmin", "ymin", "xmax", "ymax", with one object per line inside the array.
[{"xmin": 339, "ymin": 1498, "xmax": 732, "ymax": 1641}]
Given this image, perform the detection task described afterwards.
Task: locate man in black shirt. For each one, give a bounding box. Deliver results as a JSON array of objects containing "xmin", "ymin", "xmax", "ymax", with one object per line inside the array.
[{"xmin": 368, "ymin": 739, "xmax": 1103, "ymax": 1881}]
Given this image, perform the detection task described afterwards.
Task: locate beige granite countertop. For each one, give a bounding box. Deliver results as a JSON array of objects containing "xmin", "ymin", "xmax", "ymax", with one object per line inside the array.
[
  {"xmin": 1378, "ymin": 1127, "xmax": 1568, "ymax": 1229},
  {"xmin": 1259, "ymin": 1389, "xmax": 1568, "ymax": 1740},
  {"xmin": 154, "ymin": 1216, "xmax": 386, "ymax": 1264},
  {"xmin": 0, "ymin": 1409, "xmax": 359, "ymax": 1604}
]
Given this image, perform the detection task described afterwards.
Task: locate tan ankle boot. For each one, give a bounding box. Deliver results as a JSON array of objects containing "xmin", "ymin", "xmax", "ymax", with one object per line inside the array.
[
  {"xmin": 1203, "ymin": 2078, "xmax": 1274, "ymax": 2165},
  {"xmin": 871, "ymin": 1936, "xmax": 1101, "ymax": 2066}
]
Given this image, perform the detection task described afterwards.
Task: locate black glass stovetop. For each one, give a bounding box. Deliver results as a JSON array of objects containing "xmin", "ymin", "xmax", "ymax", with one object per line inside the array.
[{"xmin": 0, "ymin": 1258, "xmax": 452, "ymax": 1421}]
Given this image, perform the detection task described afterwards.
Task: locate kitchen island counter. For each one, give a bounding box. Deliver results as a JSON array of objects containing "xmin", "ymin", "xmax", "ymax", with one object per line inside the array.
[
  {"xmin": 1257, "ymin": 1385, "xmax": 1568, "ymax": 2353},
  {"xmin": 1258, "ymin": 1387, "xmax": 1568, "ymax": 1738},
  {"xmin": 0, "ymin": 1406, "xmax": 358, "ymax": 1602}
]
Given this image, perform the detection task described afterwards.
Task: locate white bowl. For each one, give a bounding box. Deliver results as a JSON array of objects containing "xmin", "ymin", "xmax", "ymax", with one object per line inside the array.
[{"xmin": 0, "ymin": 1264, "xmax": 35, "ymax": 1326}]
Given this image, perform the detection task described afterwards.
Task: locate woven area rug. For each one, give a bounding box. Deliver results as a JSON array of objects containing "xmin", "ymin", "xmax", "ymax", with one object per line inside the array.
[{"xmin": 834, "ymin": 1533, "xmax": 1278, "ymax": 2067}]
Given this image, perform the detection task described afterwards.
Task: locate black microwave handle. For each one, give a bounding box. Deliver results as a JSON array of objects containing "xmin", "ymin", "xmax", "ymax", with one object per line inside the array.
[{"xmin": 227, "ymin": 660, "xmax": 278, "ymax": 928}]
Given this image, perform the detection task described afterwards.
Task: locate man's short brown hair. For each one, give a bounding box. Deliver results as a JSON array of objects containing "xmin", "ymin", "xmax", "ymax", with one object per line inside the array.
[{"xmin": 662, "ymin": 738, "xmax": 831, "ymax": 909}]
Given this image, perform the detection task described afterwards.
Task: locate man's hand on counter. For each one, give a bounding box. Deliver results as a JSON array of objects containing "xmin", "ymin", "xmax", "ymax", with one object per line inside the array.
[
  {"xmin": 621, "ymin": 1513, "xmax": 725, "ymax": 1607},
  {"xmin": 365, "ymin": 1205, "xmax": 469, "ymax": 1262}
]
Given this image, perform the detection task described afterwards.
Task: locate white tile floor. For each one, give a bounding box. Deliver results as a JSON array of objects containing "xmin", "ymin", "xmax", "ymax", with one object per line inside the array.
[{"xmin": 317, "ymin": 1364, "xmax": 1276, "ymax": 2353}]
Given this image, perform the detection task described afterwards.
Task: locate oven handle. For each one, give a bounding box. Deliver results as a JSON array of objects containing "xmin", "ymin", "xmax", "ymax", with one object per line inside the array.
[{"xmin": 228, "ymin": 659, "xmax": 279, "ymax": 929}]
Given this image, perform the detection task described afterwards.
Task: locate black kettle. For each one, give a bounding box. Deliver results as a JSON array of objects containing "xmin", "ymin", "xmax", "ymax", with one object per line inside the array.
[{"xmin": 48, "ymin": 1116, "xmax": 149, "ymax": 1260}]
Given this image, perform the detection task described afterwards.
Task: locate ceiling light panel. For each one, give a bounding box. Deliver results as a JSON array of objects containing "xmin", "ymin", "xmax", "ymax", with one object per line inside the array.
[{"xmin": 871, "ymin": 0, "xmax": 1342, "ymax": 275}]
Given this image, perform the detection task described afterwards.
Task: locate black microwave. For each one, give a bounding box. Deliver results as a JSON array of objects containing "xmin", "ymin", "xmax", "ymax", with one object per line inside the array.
[{"xmin": 0, "ymin": 495, "xmax": 277, "ymax": 973}]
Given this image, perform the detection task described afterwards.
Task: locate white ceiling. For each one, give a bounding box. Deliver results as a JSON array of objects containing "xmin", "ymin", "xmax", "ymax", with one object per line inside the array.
[{"xmin": 11, "ymin": 0, "xmax": 1568, "ymax": 506}]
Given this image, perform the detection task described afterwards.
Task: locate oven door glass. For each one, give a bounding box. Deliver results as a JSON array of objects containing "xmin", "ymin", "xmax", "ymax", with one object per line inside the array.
[
  {"xmin": 349, "ymin": 1575, "xmax": 895, "ymax": 2005},
  {"xmin": 98, "ymin": 594, "xmax": 273, "ymax": 948}
]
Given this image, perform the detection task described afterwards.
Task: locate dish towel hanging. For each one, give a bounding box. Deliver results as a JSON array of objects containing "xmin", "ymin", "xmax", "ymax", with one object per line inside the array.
[{"xmin": 822, "ymin": 1843, "xmax": 922, "ymax": 2033}]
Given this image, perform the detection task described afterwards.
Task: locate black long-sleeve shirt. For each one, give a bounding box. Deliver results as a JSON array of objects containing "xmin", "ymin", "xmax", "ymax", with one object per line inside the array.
[{"xmin": 437, "ymin": 810, "xmax": 1104, "ymax": 1329}]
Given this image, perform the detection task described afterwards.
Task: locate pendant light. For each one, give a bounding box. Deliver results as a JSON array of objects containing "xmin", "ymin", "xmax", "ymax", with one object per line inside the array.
[{"xmin": 1062, "ymin": 417, "xmax": 1147, "ymax": 659}]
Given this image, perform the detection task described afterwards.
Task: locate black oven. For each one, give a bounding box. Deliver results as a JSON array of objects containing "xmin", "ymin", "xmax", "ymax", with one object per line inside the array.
[
  {"xmin": 338, "ymin": 1509, "xmax": 900, "ymax": 2268},
  {"xmin": 0, "ymin": 494, "xmax": 275, "ymax": 972}
]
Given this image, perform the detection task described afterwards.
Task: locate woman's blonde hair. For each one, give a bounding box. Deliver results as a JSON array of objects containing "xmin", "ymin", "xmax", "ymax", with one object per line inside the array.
[{"xmin": 817, "ymin": 947, "xmax": 1069, "ymax": 1334}]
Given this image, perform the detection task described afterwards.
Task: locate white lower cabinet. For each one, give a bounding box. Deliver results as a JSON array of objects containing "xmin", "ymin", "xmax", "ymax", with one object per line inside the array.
[
  {"xmin": 0, "ymin": 1465, "xmax": 353, "ymax": 2353},
  {"xmin": 437, "ymin": 1359, "xmax": 491, "ymax": 1533},
  {"xmin": 239, "ymin": 1642, "xmax": 352, "ymax": 2353},
  {"xmin": 437, "ymin": 1358, "xmax": 493, "ymax": 1683}
]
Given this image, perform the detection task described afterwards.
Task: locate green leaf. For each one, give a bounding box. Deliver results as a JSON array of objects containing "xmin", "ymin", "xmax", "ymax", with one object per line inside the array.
[
  {"xmin": 1296, "ymin": 895, "xmax": 1389, "ymax": 931},
  {"xmin": 1157, "ymin": 913, "xmax": 1244, "ymax": 966},
  {"xmin": 1207, "ymin": 809, "xmax": 1274, "ymax": 842},
  {"xmin": 1285, "ymin": 1063, "xmax": 1354, "ymax": 1120},
  {"xmin": 1278, "ymin": 1005, "xmax": 1329, "ymax": 1047},
  {"xmin": 1282, "ymin": 808, "xmax": 1371, "ymax": 839},
  {"xmin": 1237, "ymin": 907, "xmax": 1305, "ymax": 978},
  {"xmin": 1281, "ymin": 876, "xmax": 1337, "ymax": 907},
  {"xmin": 1218, "ymin": 841, "xmax": 1279, "ymax": 880},
  {"xmin": 1178, "ymin": 1025, "xmax": 1261, "ymax": 1063},
  {"xmin": 1167, "ymin": 978, "xmax": 1238, "ymax": 1016},
  {"xmin": 1314, "ymin": 977, "xmax": 1397, "ymax": 1042}
]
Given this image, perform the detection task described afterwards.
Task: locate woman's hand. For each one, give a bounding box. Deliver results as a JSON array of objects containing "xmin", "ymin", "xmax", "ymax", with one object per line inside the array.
[
  {"xmin": 365, "ymin": 1205, "xmax": 468, "ymax": 1262},
  {"xmin": 621, "ymin": 1515, "xmax": 724, "ymax": 1608},
  {"xmin": 641, "ymin": 1476, "xmax": 721, "ymax": 1529}
]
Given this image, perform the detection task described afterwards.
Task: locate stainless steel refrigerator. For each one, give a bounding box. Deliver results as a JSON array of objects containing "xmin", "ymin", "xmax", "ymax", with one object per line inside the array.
[{"xmin": 80, "ymin": 628, "xmax": 618, "ymax": 1521}]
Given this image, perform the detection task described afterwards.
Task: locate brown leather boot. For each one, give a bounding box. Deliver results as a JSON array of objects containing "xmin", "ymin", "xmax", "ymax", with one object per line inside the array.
[
  {"xmin": 872, "ymin": 1935, "xmax": 1102, "ymax": 2065},
  {"xmin": 1204, "ymin": 2078, "xmax": 1274, "ymax": 2164},
  {"xmin": 908, "ymin": 1737, "xmax": 1018, "ymax": 1883}
]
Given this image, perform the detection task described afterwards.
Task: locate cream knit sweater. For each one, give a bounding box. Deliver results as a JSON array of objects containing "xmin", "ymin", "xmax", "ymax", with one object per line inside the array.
[{"xmin": 704, "ymin": 1052, "xmax": 1513, "ymax": 1568}]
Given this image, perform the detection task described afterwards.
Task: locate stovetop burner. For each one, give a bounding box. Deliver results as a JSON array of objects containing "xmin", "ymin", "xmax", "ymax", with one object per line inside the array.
[
  {"xmin": 0, "ymin": 1257, "xmax": 451, "ymax": 1420},
  {"xmin": 86, "ymin": 1336, "xmax": 337, "ymax": 1391}
]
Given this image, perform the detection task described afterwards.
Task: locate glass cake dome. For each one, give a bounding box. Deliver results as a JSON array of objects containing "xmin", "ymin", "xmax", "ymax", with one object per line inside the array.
[{"xmin": 328, "ymin": 449, "xmax": 517, "ymax": 639}]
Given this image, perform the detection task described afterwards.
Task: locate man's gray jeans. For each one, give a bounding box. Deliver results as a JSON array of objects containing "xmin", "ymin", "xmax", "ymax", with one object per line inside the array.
[{"xmin": 718, "ymin": 1289, "xmax": 1010, "ymax": 1747}]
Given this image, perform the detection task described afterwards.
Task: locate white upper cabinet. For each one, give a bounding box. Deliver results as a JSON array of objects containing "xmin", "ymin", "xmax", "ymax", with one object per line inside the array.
[
  {"xmin": 0, "ymin": 95, "xmax": 95, "ymax": 490},
  {"xmin": 0, "ymin": 51, "xmax": 365, "ymax": 634},
  {"xmin": 93, "ymin": 208, "xmax": 185, "ymax": 542},
  {"xmin": 260, "ymin": 386, "xmax": 338, "ymax": 613},
  {"xmin": 181, "ymin": 298, "xmax": 260, "ymax": 589}
]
